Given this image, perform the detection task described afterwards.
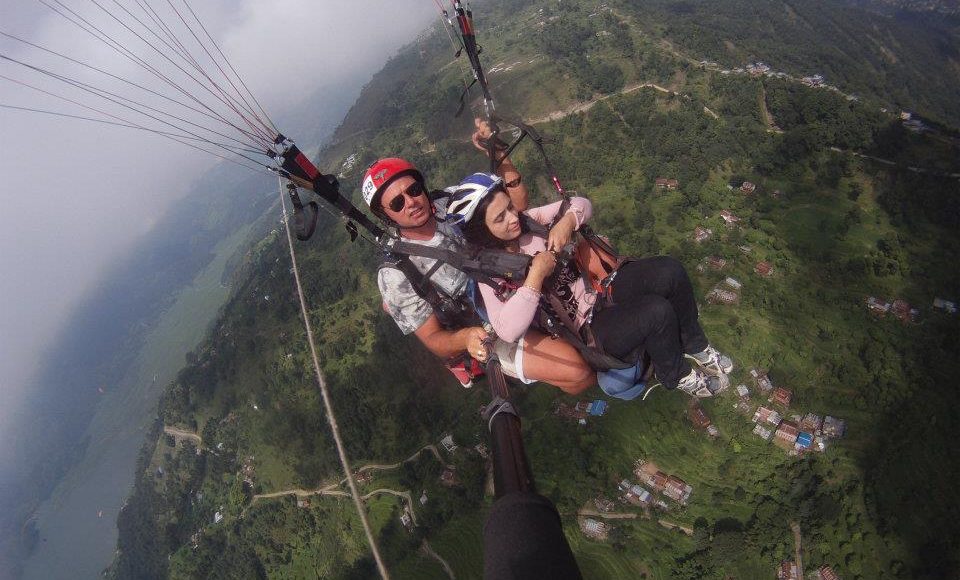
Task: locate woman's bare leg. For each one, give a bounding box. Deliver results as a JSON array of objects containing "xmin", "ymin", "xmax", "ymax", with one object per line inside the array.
[{"xmin": 520, "ymin": 330, "xmax": 595, "ymax": 395}]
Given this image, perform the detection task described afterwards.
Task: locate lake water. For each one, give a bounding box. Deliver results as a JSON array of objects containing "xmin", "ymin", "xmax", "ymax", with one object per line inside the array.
[{"xmin": 21, "ymin": 225, "xmax": 252, "ymax": 579}]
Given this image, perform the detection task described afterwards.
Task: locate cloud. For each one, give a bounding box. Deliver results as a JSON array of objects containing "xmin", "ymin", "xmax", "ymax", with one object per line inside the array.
[{"xmin": 0, "ymin": 0, "xmax": 436, "ymax": 471}]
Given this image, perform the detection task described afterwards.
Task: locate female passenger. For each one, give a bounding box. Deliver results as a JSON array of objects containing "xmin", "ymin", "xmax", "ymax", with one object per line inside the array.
[{"xmin": 446, "ymin": 173, "xmax": 733, "ymax": 398}]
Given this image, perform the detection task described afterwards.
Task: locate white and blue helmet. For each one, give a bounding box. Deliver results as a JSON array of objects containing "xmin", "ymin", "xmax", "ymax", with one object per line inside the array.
[{"xmin": 446, "ymin": 173, "xmax": 504, "ymax": 225}]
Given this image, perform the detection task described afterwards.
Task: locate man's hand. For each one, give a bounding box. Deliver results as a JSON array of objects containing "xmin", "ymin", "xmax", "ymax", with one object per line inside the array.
[
  {"xmin": 462, "ymin": 326, "xmax": 491, "ymax": 362},
  {"xmin": 547, "ymin": 212, "xmax": 578, "ymax": 252}
]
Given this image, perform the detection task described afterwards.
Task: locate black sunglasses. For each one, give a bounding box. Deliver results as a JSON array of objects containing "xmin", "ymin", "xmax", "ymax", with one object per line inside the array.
[{"xmin": 387, "ymin": 181, "xmax": 425, "ymax": 212}]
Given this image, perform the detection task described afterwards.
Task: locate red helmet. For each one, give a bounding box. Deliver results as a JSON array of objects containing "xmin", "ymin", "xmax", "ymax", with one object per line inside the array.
[{"xmin": 361, "ymin": 157, "xmax": 423, "ymax": 209}]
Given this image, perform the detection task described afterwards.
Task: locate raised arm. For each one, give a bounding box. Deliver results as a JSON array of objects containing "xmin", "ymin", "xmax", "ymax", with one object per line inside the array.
[{"xmin": 472, "ymin": 118, "xmax": 529, "ymax": 212}]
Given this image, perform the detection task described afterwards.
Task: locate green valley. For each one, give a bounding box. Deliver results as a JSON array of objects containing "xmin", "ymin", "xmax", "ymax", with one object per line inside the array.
[{"xmin": 108, "ymin": 1, "xmax": 959, "ymax": 578}]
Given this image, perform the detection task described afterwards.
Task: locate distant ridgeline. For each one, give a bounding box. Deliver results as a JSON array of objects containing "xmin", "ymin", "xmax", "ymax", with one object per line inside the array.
[{"xmin": 110, "ymin": 0, "xmax": 958, "ymax": 578}]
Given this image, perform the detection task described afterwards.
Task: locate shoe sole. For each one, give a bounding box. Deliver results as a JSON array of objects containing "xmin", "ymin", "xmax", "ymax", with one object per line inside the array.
[{"xmin": 685, "ymin": 353, "xmax": 733, "ymax": 376}]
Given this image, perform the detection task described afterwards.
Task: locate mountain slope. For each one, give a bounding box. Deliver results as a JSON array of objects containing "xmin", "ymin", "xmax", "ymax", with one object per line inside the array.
[{"xmin": 111, "ymin": 0, "xmax": 960, "ymax": 578}]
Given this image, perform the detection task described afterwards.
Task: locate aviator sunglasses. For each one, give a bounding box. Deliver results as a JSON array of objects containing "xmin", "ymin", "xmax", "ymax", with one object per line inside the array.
[{"xmin": 387, "ymin": 181, "xmax": 426, "ymax": 212}]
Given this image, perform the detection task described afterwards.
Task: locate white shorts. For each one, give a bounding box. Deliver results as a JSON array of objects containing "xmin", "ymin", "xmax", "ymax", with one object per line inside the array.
[{"xmin": 493, "ymin": 336, "xmax": 535, "ymax": 384}]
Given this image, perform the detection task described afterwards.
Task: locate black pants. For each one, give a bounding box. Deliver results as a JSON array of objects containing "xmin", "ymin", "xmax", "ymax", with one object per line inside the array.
[{"xmin": 589, "ymin": 256, "xmax": 708, "ymax": 389}]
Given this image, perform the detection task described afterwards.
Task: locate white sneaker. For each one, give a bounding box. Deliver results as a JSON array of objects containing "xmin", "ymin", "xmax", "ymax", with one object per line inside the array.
[
  {"xmin": 675, "ymin": 368, "xmax": 715, "ymax": 398},
  {"xmin": 687, "ymin": 345, "xmax": 734, "ymax": 376}
]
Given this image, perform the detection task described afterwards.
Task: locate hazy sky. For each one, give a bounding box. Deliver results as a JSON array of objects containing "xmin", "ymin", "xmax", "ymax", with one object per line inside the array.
[{"xmin": 0, "ymin": 0, "xmax": 437, "ymax": 468}]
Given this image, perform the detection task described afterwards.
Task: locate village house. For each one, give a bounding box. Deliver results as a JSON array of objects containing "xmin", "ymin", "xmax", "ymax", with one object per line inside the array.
[
  {"xmin": 815, "ymin": 565, "xmax": 841, "ymax": 580},
  {"xmin": 801, "ymin": 413, "xmax": 823, "ymax": 433},
  {"xmin": 634, "ymin": 460, "xmax": 669, "ymax": 492},
  {"xmin": 739, "ymin": 244, "xmax": 753, "ymax": 254},
  {"xmin": 420, "ymin": 491, "xmax": 428, "ymax": 505},
  {"xmin": 653, "ymin": 498, "xmax": 671, "ymax": 511},
  {"xmin": 686, "ymin": 405, "xmax": 719, "ymax": 436},
  {"xmin": 295, "ymin": 497, "xmax": 310, "ymax": 509},
  {"xmin": 778, "ymin": 560, "xmax": 801, "ymax": 580},
  {"xmin": 440, "ymin": 434, "xmax": 458, "ymax": 454},
  {"xmin": 708, "ymin": 256, "xmax": 727, "ymax": 270},
  {"xmin": 576, "ymin": 400, "xmax": 608, "ymax": 417},
  {"xmin": 750, "ymin": 368, "xmax": 774, "ymax": 392},
  {"xmin": 755, "ymin": 261, "xmax": 774, "ymax": 277},
  {"xmin": 724, "ymin": 277, "xmax": 742, "ymax": 290},
  {"xmin": 354, "ymin": 470, "xmax": 372, "ymax": 485},
  {"xmin": 707, "ymin": 287, "xmax": 740, "ymax": 305},
  {"xmin": 663, "ymin": 475, "xmax": 693, "ymax": 504},
  {"xmin": 555, "ymin": 401, "xmax": 586, "ymax": 421},
  {"xmin": 474, "ymin": 442, "xmax": 490, "ymax": 459},
  {"xmin": 740, "ymin": 181, "xmax": 757, "ymax": 194},
  {"xmin": 770, "ymin": 387, "xmax": 792, "ymax": 408},
  {"xmin": 801, "ymin": 74, "xmax": 825, "ymax": 87},
  {"xmin": 399, "ymin": 508, "xmax": 412, "ymax": 529},
  {"xmin": 933, "ymin": 297, "xmax": 957, "ymax": 314},
  {"xmin": 795, "ymin": 431, "xmax": 814, "ymax": 452},
  {"xmin": 734, "ymin": 399, "xmax": 753, "ymax": 414},
  {"xmin": 623, "ymin": 484, "xmax": 652, "ymax": 506},
  {"xmin": 594, "ymin": 496, "xmax": 616, "ymax": 512},
  {"xmin": 440, "ymin": 467, "xmax": 459, "ymax": 486},
  {"xmin": 774, "ymin": 421, "xmax": 800, "ymax": 450},
  {"xmin": 753, "ymin": 423, "xmax": 774, "ymax": 441},
  {"xmin": 581, "ymin": 518, "xmax": 610, "ymax": 540},
  {"xmin": 753, "ymin": 406, "xmax": 782, "ymax": 427},
  {"xmin": 866, "ymin": 296, "xmax": 891, "ymax": 315},
  {"xmin": 719, "ymin": 210, "xmax": 740, "ymax": 226},
  {"xmin": 655, "ymin": 177, "xmax": 679, "ymax": 190},
  {"xmin": 823, "ymin": 416, "xmax": 846, "ymax": 438},
  {"xmin": 694, "ymin": 226, "xmax": 713, "ymax": 243},
  {"xmin": 736, "ymin": 384, "xmax": 750, "ymax": 398},
  {"xmin": 891, "ymin": 299, "xmax": 918, "ymax": 323}
]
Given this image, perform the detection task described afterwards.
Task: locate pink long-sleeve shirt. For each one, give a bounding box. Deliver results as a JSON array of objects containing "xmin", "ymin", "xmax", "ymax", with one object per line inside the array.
[{"xmin": 478, "ymin": 197, "xmax": 594, "ymax": 343}]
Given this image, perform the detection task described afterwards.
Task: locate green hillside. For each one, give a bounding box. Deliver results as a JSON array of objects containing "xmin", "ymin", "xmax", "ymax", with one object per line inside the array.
[{"xmin": 109, "ymin": 0, "xmax": 959, "ymax": 578}]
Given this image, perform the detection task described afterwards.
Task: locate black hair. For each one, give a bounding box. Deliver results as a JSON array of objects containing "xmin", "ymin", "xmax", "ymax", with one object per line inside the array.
[{"xmin": 461, "ymin": 189, "xmax": 523, "ymax": 249}]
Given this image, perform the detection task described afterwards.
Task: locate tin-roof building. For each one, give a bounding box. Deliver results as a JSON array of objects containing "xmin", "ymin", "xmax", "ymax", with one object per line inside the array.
[{"xmin": 771, "ymin": 387, "xmax": 792, "ymax": 408}]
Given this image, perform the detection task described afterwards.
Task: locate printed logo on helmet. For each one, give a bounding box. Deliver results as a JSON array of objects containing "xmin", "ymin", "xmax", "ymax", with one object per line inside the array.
[
  {"xmin": 361, "ymin": 176, "xmax": 378, "ymax": 205},
  {"xmin": 372, "ymin": 168, "xmax": 388, "ymax": 183}
]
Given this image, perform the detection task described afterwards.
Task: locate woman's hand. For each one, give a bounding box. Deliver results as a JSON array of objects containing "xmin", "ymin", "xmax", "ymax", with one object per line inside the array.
[
  {"xmin": 471, "ymin": 117, "xmax": 506, "ymax": 154},
  {"xmin": 547, "ymin": 213, "xmax": 578, "ymax": 252},
  {"xmin": 526, "ymin": 251, "xmax": 557, "ymax": 287}
]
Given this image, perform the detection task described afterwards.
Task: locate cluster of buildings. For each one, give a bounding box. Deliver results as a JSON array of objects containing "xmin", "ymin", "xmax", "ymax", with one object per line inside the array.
[
  {"xmin": 616, "ymin": 478, "xmax": 659, "ymax": 508},
  {"xmin": 865, "ymin": 297, "xmax": 919, "ymax": 323},
  {"xmin": 746, "ymin": 62, "xmax": 771, "ymax": 76},
  {"xmin": 801, "ymin": 74, "xmax": 826, "ymax": 87},
  {"xmin": 554, "ymin": 399, "xmax": 608, "ymax": 425},
  {"xmin": 707, "ymin": 277, "xmax": 742, "ymax": 305},
  {"xmin": 744, "ymin": 369, "xmax": 846, "ymax": 454},
  {"xmin": 634, "ymin": 459, "xmax": 694, "ymax": 505}
]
